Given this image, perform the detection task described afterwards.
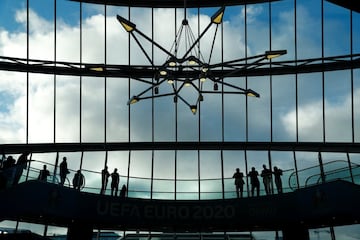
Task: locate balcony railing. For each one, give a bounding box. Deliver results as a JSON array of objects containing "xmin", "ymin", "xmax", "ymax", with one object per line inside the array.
[{"xmin": 2, "ymin": 157, "xmax": 359, "ymax": 200}]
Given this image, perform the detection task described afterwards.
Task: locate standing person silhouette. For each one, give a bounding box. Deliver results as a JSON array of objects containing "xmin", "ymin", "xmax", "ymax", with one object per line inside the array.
[
  {"xmin": 110, "ymin": 168, "xmax": 120, "ymax": 196},
  {"xmin": 3, "ymin": 156, "xmax": 16, "ymax": 187},
  {"xmin": 120, "ymin": 184, "xmax": 127, "ymax": 198},
  {"xmin": 59, "ymin": 157, "xmax": 70, "ymax": 186},
  {"xmin": 273, "ymin": 166, "xmax": 283, "ymax": 194},
  {"xmin": 38, "ymin": 165, "xmax": 50, "ymax": 182},
  {"xmin": 232, "ymin": 168, "xmax": 245, "ymax": 198},
  {"xmin": 261, "ymin": 164, "xmax": 272, "ymax": 195},
  {"xmin": 72, "ymin": 170, "xmax": 84, "ymax": 190},
  {"xmin": 248, "ymin": 167, "xmax": 260, "ymax": 197},
  {"xmin": 100, "ymin": 166, "xmax": 110, "ymax": 195},
  {"xmin": 13, "ymin": 152, "xmax": 30, "ymax": 185}
]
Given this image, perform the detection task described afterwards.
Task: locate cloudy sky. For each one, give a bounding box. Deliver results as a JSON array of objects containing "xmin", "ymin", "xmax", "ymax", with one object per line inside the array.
[{"xmin": 1, "ymin": 0, "xmax": 360, "ymax": 238}]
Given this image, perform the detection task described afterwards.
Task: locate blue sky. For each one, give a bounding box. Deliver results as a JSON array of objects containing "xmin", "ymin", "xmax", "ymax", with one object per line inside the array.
[{"xmin": 1, "ymin": 0, "xmax": 360, "ymax": 239}]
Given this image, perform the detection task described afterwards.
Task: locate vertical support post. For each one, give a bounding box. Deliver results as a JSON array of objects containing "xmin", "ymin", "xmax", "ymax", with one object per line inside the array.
[
  {"xmin": 53, "ymin": 152, "xmax": 59, "ymax": 184},
  {"xmin": 268, "ymin": 150, "xmax": 273, "ymax": 194},
  {"xmin": 43, "ymin": 224, "xmax": 48, "ymax": 237},
  {"xmin": 318, "ymin": 152, "xmax": 326, "ymax": 183},
  {"xmin": 67, "ymin": 221, "xmax": 93, "ymax": 240},
  {"xmin": 282, "ymin": 225, "xmax": 309, "ymax": 240},
  {"xmin": 346, "ymin": 152, "xmax": 354, "ymax": 183}
]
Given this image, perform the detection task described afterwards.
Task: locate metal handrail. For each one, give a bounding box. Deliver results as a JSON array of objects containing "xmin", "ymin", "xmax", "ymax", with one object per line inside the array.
[
  {"xmin": 288, "ymin": 160, "xmax": 360, "ymax": 190},
  {"xmin": 4, "ymin": 158, "xmax": 358, "ymax": 199}
]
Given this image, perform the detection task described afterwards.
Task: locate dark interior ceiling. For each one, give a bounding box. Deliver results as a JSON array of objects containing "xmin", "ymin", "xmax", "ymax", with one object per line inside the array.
[
  {"xmin": 69, "ymin": 0, "xmax": 360, "ymax": 12},
  {"xmin": 326, "ymin": 0, "xmax": 360, "ymax": 13},
  {"xmin": 69, "ymin": 0, "xmax": 279, "ymax": 8}
]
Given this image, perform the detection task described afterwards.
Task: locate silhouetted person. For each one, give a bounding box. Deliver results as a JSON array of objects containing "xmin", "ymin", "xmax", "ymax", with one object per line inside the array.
[
  {"xmin": 110, "ymin": 168, "xmax": 120, "ymax": 196},
  {"xmin": 273, "ymin": 166, "xmax": 283, "ymax": 193},
  {"xmin": 1, "ymin": 156, "xmax": 16, "ymax": 187},
  {"xmin": 100, "ymin": 166, "xmax": 110, "ymax": 195},
  {"xmin": 120, "ymin": 184, "xmax": 127, "ymax": 198},
  {"xmin": 261, "ymin": 164, "xmax": 272, "ymax": 195},
  {"xmin": 73, "ymin": 170, "xmax": 84, "ymax": 190},
  {"xmin": 59, "ymin": 157, "xmax": 70, "ymax": 186},
  {"xmin": 0, "ymin": 154, "xmax": 5, "ymax": 169},
  {"xmin": 248, "ymin": 167, "xmax": 260, "ymax": 197},
  {"xmin": 13, "ymin": 152, "xmax": 30, "ymax": 186},
  {"xmin": 38, "ymin": 164, "xmax": 50, "ymax": 182},
  {"xmin": 3, "ymin": 155, "xmax": 15, "ymax": 169},
  {"xmin": 232, "ymin": 168, "xmax": 245, "ymax": 198}
]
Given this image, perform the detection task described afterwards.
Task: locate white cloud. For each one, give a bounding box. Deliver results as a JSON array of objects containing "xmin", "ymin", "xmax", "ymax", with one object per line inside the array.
[
  {"xmin": 281, "ymin": 88, "xmax": 360, "ymax": 141},
  {"xmin": 0, "ymin": 2, "xmax": 359, "ymax": 206}
]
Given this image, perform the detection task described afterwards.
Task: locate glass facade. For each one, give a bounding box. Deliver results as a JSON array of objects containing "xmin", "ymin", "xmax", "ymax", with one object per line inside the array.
[{"xmin": 0, "ymin": 0, "xmax": 360, "ymax": 239}]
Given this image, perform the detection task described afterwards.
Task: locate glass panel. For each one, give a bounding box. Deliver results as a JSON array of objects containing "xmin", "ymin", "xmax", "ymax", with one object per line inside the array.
[
  {"xmin": 28, "ymin": 73, "xmax": 54, "ymax": 143},
  {"xmin": 252, "ymin": 231, "xmax": 280, "ymax": 240},
  {"xmin": 294, "ymin": 151, "xmax": 320, "ymax": 188},
  {"xmin": 0, "ymin": 0, "xmax": 27, "ymax": 58},
  {"xmin": 297, "ymin": 73, "xmax": 323, "ymax": 141},
  {"xmin": 107, "ymin": 5, "xmax": 129, "ymax": 65},
  {"xmin": 17, "ymin": 222, "xmax": 45, "ymax": 236},
  {"xmin": 246, "ymin": 2, "xmax": 270, "ymax": 55},
  {"xmin": 29, "ymin": 0, "xmax": 54, "ymax": 60},
  {"xmin": 129, "ymin": 80, "xmax": 152, "ymax": 142},
  {"xmin": 272, "ymin": 75, "xmax": 296, "ymax": 141},
  {"xmin": 320, "ymin": 152, "xmax": 351, "ymax": 183},
  {"xmin": 81, "ymin": 151, "xmax": 106, "ymax": 194},
  {"xmin": 199, "ymin": 151, "xmax": 222, "ymax": 199},
  {"xmin": 154, "ymin": 97, "xmax": 176, "ymax": 142},
  {"xmin": 296, "ymin": 0, "xmax": 322, "ymax": 59},
  {"xmin": 0, "ymin": 71, "xmax": 27, "ymax": 143},
  {"xmin": 333, "ymin": 223, "xmax": 360, "ymax": 239},
  {"xmin": 247, "ymin": 76, "xmax": 271, "ymax": 141},
  {"xmin": 271, "ymin": 0, "xmax": 295, "ymax": 60},
  {"xmin": 324, "ymin": 70, "xmax": 352, "ymax": 142},
  {"xmin": 106, "ymin": 78, "xmax": 129, "ymax": 142},
  {"xmin": 128, "ymin": 151, "xmax": 152, "ymax": 198},
  {"xmin": 324, "ymin": 1, "xmax": 350, "ymax": 57},
  {"xmin": 153, "ymin": 151, "xmax": 175, "ymax": 199},
  {"xmin": 81, "ymin": 77, "xmax": 105, "ymax": 142},
  {"xmin": 224, "ymin": 78, "xmax": 247, "ymax": 141},
  {"xmin": 56, "ymin": 0, "xmax": 80, "ymax": 62},
  {"xmin": 200, "ymin": 94, "xmax": 222, "ymax": 141},
  {"xmin": 177, "ymin": 150, "xmax": 198, "ymax": 199},
  {"xmin": 55, "ymin": 75, "xmax": 81, "ymax": 143}
]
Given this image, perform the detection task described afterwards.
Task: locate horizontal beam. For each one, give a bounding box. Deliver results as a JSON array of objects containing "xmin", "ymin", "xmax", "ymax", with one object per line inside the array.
[
  {"xmin": 0, "ymin": 57, "xmax": 359, "ymax": 79},
  {"xmin": 69, "ymin": 0, "xmax": 279, "ymax": 8},
  {"xmin": 1, "ymin": 141, "xmax": 360, "ymax": 154}
]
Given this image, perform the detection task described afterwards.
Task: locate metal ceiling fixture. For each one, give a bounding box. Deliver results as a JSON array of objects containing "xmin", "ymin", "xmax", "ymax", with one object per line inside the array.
[{"xmin": 115, "ymin": 4, "xmax": 286, "ymax": 114}]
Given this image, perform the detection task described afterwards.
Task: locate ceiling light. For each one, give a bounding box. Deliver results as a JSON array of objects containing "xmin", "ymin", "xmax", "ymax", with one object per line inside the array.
[
  {"xmin": 246, "ymin": 89, "xmax": 260, "ymax": 98},
  {"xmin": 265, "ymin": 50, "xmax": 287, "ymax": 59},
  {"xmin": 127, "ymin": 96, "xmax": 139, "ymax": 105},
  {"xmin": 159, "ymin": 69, "xmax": 167, "ymax": 76},
  {"xmin": 190, "ymin": 105, "xmax": 197, "ymax": 114},
  {"xmin": 116, "ymin": 6, "xmax": 286, "ymax": 114},
  {"xmin": 117, "ymin": 15, "xmax": 136, "ymax": 32},
  {"xmin": 211, "ymin": 6, "xmax": 225, "ymax": 24},
  {"xmin": 199, "ymin": 73, "xmax": 206, "ymax": 82}
]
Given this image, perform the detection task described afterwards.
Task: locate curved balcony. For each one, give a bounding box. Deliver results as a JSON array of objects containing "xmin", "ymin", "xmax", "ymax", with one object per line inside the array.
[{"xmin": 2, "ymin": 157, "xmax": 360, "ymax": 200}]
